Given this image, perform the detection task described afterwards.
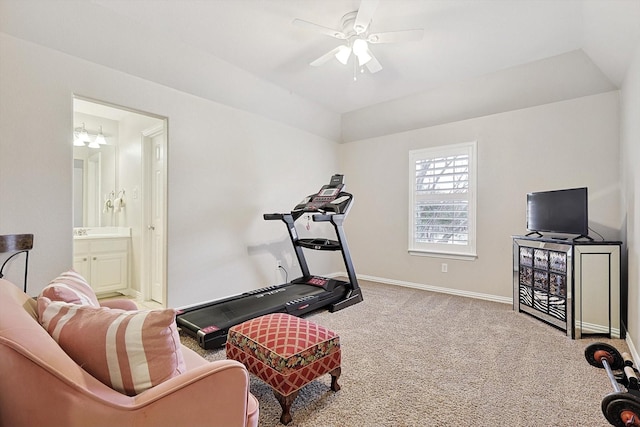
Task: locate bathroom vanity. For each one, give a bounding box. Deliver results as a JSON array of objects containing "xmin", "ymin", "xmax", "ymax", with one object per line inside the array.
[{"xmin": 73, "ymin": 227, "xmax": 130, "ymax": 295}]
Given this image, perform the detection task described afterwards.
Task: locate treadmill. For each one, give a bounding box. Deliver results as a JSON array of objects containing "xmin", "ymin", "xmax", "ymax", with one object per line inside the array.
[{"xmin": 176, "ymin": 174, "xmax": 363, "ymax": 349}]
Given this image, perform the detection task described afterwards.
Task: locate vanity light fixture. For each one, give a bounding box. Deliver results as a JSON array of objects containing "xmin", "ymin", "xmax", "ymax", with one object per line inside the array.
[
  {"xmin": 94, "ymin": 126, "xmax": 107, "ymax": 145},
  {"xmin": 87, "ymin": 138, "xmax": 100, "ymax": 149},
  {"xmin": 73, "ymin": 123, "xmax": 107, "ymax": 148},
  {"xmin": 73, "ymin": 123, "xmax": 90, "ymax": 147}
]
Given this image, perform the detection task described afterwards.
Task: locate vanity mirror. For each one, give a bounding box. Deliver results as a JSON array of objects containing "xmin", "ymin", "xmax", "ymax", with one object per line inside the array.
[{"xmin": 73, "ymin": 104, "xmax": 118, "ymax": 228}]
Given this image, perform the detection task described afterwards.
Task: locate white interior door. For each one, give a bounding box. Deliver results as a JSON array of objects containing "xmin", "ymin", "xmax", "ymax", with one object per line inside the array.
[{"xmin": 145, "ymin": 126, "xmax": 166, "ymax": 305}]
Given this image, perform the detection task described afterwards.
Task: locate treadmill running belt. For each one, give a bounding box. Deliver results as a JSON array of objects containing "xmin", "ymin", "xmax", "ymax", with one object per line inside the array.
[{"xmin": 178, "ymin": 284, "xmax": 326, "ymax": 329}]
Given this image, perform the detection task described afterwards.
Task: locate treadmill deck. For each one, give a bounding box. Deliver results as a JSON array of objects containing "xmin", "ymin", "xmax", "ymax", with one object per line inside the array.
[{"xmin": 176, "ymin": 279, "xmax": 348, "ymax": 349}]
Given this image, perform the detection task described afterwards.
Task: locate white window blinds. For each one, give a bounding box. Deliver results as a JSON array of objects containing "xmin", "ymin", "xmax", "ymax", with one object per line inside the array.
[{"xmin": 409, "ymin": 142, "xmax": 477, "ymax": 259}]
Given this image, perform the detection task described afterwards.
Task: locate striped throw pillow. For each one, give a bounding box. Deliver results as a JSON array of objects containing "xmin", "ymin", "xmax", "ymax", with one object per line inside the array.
[
  {"xmin": 40, "ymin": 269, "xmax": 99, "ymax": 306},
  {"xmin": 37, "ymin": 297, "xmax": 186, "ymax": 395}
]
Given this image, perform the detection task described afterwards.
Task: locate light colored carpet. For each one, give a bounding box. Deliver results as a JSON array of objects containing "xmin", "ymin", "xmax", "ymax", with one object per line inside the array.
[{"xmin": 180, "ymin": 280, "xmax": 627, "ymax": 426}]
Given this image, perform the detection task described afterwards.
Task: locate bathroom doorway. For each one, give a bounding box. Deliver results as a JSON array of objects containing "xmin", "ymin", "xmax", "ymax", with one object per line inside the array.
[{"xmin": 73, "ymin": 97, "xmax": 168, "ymax": 306}]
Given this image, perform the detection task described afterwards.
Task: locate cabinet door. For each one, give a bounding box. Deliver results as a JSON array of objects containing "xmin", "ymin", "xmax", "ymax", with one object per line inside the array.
[
  {"xmin": 73, "ymin": 240, "xmax": 91, "ymax": 279},
  {"xmin": 73, "ymin": 254, "xmax": 91, "ymax": 281},
  {"xmin": 513, "ymin": 238, "xmax": 572, "ymax": 337},
  {"xmin": 574, "ymin": 244, "xmax": 620, "ymax": 338},
  {"xmin": 90, "ymin": 251, "xmax": 128, "ymax": 294}
]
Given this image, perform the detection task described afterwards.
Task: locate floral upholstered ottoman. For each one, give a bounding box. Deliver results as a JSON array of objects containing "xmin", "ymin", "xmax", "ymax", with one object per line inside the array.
[{"xmin": 226, "ymin": 313, "xmax": 341, "ymax": 425}]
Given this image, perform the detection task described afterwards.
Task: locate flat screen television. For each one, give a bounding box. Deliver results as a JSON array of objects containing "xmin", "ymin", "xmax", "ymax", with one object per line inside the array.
[{"xmin": 526, "ymin": 187, "xmax": 589, "ymax": 237}]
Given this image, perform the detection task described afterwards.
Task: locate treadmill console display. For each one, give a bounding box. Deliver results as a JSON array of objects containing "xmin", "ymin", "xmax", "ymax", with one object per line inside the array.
[
  {"xmin": 319, "ymin": 188, "xmax": 340, "ymax": 197},
  {"xmin": 295, "ymin": 174, "xmax": 347, "ymax": 212},
  {"xmin": 308, "ymin": 187, "xmax": 340, "ymax": 208}
]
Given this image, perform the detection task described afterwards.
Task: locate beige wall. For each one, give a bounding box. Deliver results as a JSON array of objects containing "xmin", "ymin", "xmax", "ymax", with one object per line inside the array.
[
  {"xmin": 0, "ymin": 34, "xmax": 341, "ymax": 307},
  {"xmin": 621, "ymin": 42, "xmax": 640, "ymax": 356},
  {"xmin": 339, "ymin": 91, "xmax": 621, "ymax": 301}
]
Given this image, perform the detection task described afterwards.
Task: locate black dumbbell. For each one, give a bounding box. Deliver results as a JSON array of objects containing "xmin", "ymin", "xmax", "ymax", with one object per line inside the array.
[{"xmin": 585, "ymin": 342, "xmax": 640, "ymax": 427}]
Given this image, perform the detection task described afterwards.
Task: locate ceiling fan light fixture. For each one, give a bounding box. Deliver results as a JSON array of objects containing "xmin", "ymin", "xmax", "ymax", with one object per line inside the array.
[
  {"xmin": 357, "ymin": 51, "xmax": 372, "ymax": 66},
  {"xmin": 352, "ymin": 38, "xmax": 368, "ymax": 56},
  {"xmin": 335, "ymin": 45, "xmax": 351, "ymax": 65},
  {"xmin": 352, "ymin": 39, "xmax": 371, "ymax": 66}
]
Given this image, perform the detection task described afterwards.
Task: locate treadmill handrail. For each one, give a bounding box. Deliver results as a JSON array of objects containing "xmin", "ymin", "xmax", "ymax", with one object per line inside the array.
[
  {"xmin": 311, "ymin": 213, "xmax": 341, "ymax": 222},
  {"xmin": 263, "ymin": 213, "xmax": 285, "ymax": 221}
]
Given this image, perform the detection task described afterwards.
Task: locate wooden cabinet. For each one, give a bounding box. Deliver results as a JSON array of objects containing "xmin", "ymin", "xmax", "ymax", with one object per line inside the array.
[
  {"xmin": 512, "ymin": 235, "xmax": 623, "ymax": 339},
  {"xmin": 73, "ymin": 237, "xmax": 129, "ymax": 295}
]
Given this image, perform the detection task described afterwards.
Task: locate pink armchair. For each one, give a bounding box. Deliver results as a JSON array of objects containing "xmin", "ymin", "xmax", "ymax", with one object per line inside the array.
[{"xmin": 0, "ymin": 279, "xmax": 259, "ymax": 427}]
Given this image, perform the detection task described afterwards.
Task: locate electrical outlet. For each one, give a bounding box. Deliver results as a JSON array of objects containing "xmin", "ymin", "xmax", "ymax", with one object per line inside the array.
[{"xmin": 441, "ymin": 263, "xmax": 448, "ymax": 273}]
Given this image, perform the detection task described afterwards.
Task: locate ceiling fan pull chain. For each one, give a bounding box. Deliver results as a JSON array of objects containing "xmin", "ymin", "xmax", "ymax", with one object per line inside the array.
[{"xmin": 353, "ymin": 57, "xmax": 358, "ymax": 81}]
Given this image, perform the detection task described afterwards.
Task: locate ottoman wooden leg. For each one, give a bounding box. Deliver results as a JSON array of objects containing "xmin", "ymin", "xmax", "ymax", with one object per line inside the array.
[
  {"xmin": 274, "ymin": 390, "xmax": 298, "ymax": 425},
  {"xmin": 330, "ymin": 367, "xmax": 341, "ymax": 392}
]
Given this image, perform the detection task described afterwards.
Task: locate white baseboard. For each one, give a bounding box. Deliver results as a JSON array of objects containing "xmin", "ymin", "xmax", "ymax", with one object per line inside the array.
[
  {"xmin": 627, "ymin": 335, "xmax": 639, "ymax": 365},
  {"xmin": 97, "ymin": 288, "xmax": 142, "ymax": 301},
  {"xmin": 131, "ymin": 289, "xmax": 143, "ymax": 301},
  {"xmin": 330, "ymin": 271, "xmax": 512, "ymax": 305},
  {"xmin": 580, "ymin": 321, "xmax": 621, "ymax": 338}
]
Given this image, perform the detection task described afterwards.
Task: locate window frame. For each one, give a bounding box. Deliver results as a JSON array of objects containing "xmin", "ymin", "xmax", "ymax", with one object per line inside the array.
[{"xmin": 408, "ymin": 141, "xmax": 477, "ymax": 260}]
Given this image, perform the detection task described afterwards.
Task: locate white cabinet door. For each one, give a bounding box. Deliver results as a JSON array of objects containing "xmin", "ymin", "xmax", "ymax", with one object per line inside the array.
[
  {"xmin": 73, "ymin": 240, "xmax": 91, "ymax": 280},
  {"xmin": 574, "ymin": 244, "xmax": 621, "ymax": 338},
  {"xmin": 91, "ymin": 250, "xmax": 128, "ymax": 294},
  {"xmin": 73, "ymin": 254, "xmax": 91, "ymax": 280},
  {"xmin": 73, "ymin": 238, "xmax": 129, "ymax": 295}
]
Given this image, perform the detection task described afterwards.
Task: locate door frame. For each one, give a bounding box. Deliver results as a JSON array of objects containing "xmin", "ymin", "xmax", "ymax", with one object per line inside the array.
[{"xmin": 141, "ymin": 123, "xmax": 168, "ymax": 305}]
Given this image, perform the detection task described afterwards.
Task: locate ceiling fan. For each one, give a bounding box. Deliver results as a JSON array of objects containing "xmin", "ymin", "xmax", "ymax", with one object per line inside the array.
[{"xmin": 293, "ymin": 0, "xmax": 424, "ymax": 78}]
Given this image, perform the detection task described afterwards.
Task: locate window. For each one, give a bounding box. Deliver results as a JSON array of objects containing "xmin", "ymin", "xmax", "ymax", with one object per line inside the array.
[{"xmin": 408, "ymin": 141, "xmax": 477, "ymax": 259}]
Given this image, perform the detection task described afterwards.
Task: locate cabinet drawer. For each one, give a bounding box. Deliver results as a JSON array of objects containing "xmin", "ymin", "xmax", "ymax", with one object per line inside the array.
[
  {"xmin": 73, "ymin": 240, "xmax": 90, "ymax": 254},
  {"xmin": 89, "ymin": 238, "xmax": 128, "ymax": 253}
]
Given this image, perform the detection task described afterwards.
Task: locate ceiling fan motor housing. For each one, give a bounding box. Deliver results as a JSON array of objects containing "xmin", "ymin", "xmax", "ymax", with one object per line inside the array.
[{"xmin": 341, "ymin": 11, "xmax": 363, "ymax": 37}]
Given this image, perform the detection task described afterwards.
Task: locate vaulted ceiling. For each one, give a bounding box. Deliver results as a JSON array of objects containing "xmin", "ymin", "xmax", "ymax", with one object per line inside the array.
[{"xmin": 1, "ymin": 0, "xmax": 639, "ymax": 141}]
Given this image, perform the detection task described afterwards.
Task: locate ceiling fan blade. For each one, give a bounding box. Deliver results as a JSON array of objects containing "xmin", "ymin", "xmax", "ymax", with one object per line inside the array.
[
  {"xmin": 365, "ymin": 50, "xmax": 382, "ymax": 73},
  {"xmin": 293, "ymin": 18, "xmax": 346, "ymax": 39},
  {"xmin": 354, "ymin": 0, "xmax": 379, "ymax": 34},
  {"xmin": 310, "ymin": 46, "xmax": 343, "ymax": 66},
  {"xmin": 368, "ymin": 29, "xmax": 424, "ymax": 44}
]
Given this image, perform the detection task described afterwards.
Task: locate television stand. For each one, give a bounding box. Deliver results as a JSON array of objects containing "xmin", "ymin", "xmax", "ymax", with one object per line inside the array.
[{"xmin": 512, "ymin": 235, "xmax": 623, "ymax": 339}]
